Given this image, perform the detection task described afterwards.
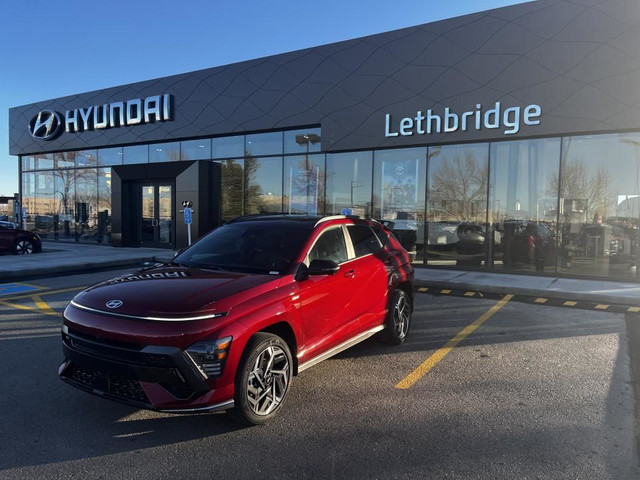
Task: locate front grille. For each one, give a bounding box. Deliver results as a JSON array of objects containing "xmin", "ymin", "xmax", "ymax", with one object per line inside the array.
[
  {"xmin": 63, "ymin": 330, "xmax": 173, "ymax": 367},
  {"xmin": 65, "ymin": 364, "xmax": 150, "ymax": 404}
]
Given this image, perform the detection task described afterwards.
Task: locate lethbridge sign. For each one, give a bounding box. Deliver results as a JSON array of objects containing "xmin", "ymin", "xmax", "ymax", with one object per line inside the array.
[
  {"xmin": 384, "ymin": 102, "xmax": 541, "ymax": 137},
  {"xmin": 28, "ymin": 93, "xmax": 172, "ymax": 140}
]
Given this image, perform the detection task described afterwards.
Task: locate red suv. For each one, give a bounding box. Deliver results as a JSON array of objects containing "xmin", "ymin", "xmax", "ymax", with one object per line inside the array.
[{"xmin": 59, "ymin": 215, "xmax": 414, "ymax": 424}]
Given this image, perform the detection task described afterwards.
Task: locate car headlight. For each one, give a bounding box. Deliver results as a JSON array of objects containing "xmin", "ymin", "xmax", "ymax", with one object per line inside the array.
[{"xmin": 185, "ymin": 336, "xmax": 232, "ymax": 379}]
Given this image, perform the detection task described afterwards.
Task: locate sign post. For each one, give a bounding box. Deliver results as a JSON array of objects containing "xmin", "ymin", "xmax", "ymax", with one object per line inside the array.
[{"xmin": 181, "ymin": 200, "xmax": 193, "ymax": 246}]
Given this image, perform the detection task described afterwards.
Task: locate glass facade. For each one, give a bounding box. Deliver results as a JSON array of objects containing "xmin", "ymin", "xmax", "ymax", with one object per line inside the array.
[{"xmin": 18, "ymin": 128, "xmax": 640, "ymax": 281}]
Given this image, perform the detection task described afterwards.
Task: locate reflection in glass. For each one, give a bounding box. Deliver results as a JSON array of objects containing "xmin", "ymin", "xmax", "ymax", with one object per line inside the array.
[
  {"xmin": 33, "ymin": 154, "xmax": 54, "ymax": 170},
  {"xmin": 427, "ymin": 144, "xmax": 488, "ymax": 267},
  {"xmin": 77, "ymin": 150, "xmax": 98, "ymax": 167},
  {"xmin": 158, "ymin": 185, "xmax": 173, "ymax": 245},
  {"xmin": 75, "ymin": 169, "xmax": 98, "ymax": 242},
  {"xmin": 22, "ymin": 156, "xmax": 34, "ymax": 171},
  {"xmin": 284, "ymin": 154, "xmax": 325, "ymax": 215},
  {"xmin": 141, "ymin": 185, "xmax": 155, "ymax": 246},
  {"xmin": 373, "ymin": 148, "xmax": 426, "ymax": 261},
  {"xmin": 181, "ymin": 139, "xmax": 212, "ymax": 160},
  {"xmin": 53, "ymin": 152, "xmax": 76, "ymax": 169},
  {"xmin": 284, "ymin": 128, "xmax": 321, "ymax": 154},
  {"xmin": 149, "ymin": 142, "xmax": 180, "ymax": 163},
  {"xmin": 98, "ymin": 147, "xmax": 124, "ymax": 166},
  {"xmin": 34, "ymin": 171, "xmax": 55, "ymax": 238},
  {"xmin": 215, "ymin": 159, "xmax": 244, "ymax": 221},
  {"xmin": 245, "ymin": 156, "xmax": 282, "ymax": 214},
  {"xmin": 489, "ymin": 139, "xmax": 560, "ymax": 273},
  {"xmin": 123, "ymin": 145, "xmax": 148, "ymax": 164},
  {"xmin": 97, "ymin": 168, "xmax": 112, "ymax": 244},
  {"xmin": 212, "ymin": 136, "xmax": 244, "ymax": 159},
  {"xmin": 558, "ymin": 133, "xmax": 640, "ymax": 280},
  {"xmin": 53, "ymin": 169, "xmax": 75, "ymax": 240},
  {"xmin": 326, "ymin": 152, "xmax": 372, "ymax": 216},
  {"xmin": 246, "ymin": 132, "xmax": 283, "ymax": 157},
  {"xmin": 21, "ymin": 173, "xmax": 36, "ymax": 231}
]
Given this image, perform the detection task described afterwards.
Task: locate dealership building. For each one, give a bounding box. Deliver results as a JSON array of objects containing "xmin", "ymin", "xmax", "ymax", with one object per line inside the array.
[{"xmin": 8, "ymin": 0, "xmax": 640, "ymax": 281}]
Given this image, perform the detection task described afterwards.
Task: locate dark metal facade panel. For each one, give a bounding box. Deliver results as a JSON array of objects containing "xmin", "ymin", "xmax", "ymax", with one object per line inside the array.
[{"xmin": 9, "ymin": 0, "xmax": 640, "ymax": 156}]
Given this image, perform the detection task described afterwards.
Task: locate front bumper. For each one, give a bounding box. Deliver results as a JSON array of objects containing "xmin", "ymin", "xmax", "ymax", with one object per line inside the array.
[{"xmin": 59, "ymin": 327, "xmax": 233, "ymax": 412}]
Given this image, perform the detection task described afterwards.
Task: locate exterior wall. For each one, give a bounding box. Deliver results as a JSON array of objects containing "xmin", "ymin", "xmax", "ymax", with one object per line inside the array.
[{"xmin": 9, "ymin": 0, "xmax": 640, "ymax": 156}]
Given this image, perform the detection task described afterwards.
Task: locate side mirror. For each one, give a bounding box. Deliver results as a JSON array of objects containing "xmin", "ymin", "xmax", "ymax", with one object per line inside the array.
[{"xmin": 308, "ymin": 259, "xmax": 340, "ymax": 275}]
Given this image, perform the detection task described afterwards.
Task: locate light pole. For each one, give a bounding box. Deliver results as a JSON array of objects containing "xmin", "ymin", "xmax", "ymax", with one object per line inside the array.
[{"xmin": 295, "ymin": 133, "xmax": 321, "ymax": 213}]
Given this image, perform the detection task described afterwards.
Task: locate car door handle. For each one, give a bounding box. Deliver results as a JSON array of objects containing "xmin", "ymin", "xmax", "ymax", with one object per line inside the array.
[{"xmin": 344, "ymin": 269, "xmax": 356, "ymax": 278}]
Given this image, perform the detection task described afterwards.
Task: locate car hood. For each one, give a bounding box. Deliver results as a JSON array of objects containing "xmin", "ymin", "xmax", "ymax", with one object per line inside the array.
[{"xmin": 71, "ymin": 266, "xmax": 281, "ymax": 319}]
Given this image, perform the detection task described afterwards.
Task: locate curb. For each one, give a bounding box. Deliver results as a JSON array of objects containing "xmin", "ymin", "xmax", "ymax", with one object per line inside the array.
[
  {"xmin": 0, "ymin": 256, "xmax": 169, "ymax": 282},
  {"xmin": 415, "ymin": 282, "xmax": 640, "ymax": 314}
]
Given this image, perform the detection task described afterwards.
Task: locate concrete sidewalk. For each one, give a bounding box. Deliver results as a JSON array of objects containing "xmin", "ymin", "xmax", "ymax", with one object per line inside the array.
[
  {"xmin": 414, "ymin": 268, "xmax": 640, "ymax": 307},
  {"xmin": 0, "ymin": 241, "xmax": 173, "ymax": 281}
]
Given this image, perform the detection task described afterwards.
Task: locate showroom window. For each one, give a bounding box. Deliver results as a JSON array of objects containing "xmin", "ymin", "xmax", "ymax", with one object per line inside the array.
[
  {"xmin": 245, "ymin": 156, "xmax": 283, "ymax": 215},
  {"xmin": 427, "ymin": 144, "xmax": 488, "ymax": 267},
  {"xmin": 284, "ymin": 154, "xmax": 325, "ymax": 215},
  {"xmin": 558, "ymin": 133, "xmax": 640, "ymax": 281},
  {"xmin": 326, "ymin": 151, "xmax": 373, "ymax": 217},
  {"xmin": 373, "ymin": 147, "xmax": 427, "ymax": 262},
  {"xmin": 489, "ymin": 138, "xmax": 561, "ymax": 273}
]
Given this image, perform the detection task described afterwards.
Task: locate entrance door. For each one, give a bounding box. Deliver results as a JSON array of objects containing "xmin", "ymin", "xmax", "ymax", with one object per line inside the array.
[{"xmin": 140, "ymin": 184, "xmax": 174, "ymax": 248}]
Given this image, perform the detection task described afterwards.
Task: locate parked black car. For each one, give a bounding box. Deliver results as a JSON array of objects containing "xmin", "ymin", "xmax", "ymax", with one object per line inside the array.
[{"xmin": 0, "ymin": 222, "xmax": 42, "ymax": 254}]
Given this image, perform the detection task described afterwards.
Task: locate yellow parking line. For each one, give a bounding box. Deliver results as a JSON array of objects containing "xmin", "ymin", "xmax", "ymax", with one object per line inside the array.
[
  {"xmin": 440, "ymin": 289, "xmax": 452, "ymax": 295},
  {"xmin": 396, "ymin": 294, "xmax": 513, "ymax": 389},
  {"xmin": 628, "ymin": 307, "xmax": 640, "ymax": 313},
  {"xmin": 464, "ymin": 291, "xmax": 476, "ymax": 297},
  {"xmin": 32, "ymin": 295, "xmax": 59, "ymax": 317},
  {"xmin": 0, "ymin": 286, "xmax": 86, "ymax": 302},
  {"xmin": 417, "ymin": 287, "xmax": 428, "ymax": 293},
  {"xmin": 595, "ymin": 304, "xmax": 609, "ymax": 310},
  {"xmin": 14, "ymin": 281, "xmax": 47, "ymax": 290},
  {"xmin": 563, "ymin": 301, "xmax": 577, "ymax": 307},
  {"xmin": 534, "ymin": 298, "xmax": 548, "ymax": 304},
  {"xmin": 0, "ymin": 300, "xmax": 35, "ymax": 312}
]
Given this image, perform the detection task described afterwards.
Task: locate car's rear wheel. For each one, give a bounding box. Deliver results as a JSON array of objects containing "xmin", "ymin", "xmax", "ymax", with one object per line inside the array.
[
  {"xmin": 13, "ymin": 238, "xmax": 34, "ymax": 255},
  {"xmin": 380, "ymin": 290, "xmax": 412, "ymax": 345},
  {"xmin": 228, "ymin": 332, "xmax": 292, "ymax": 425}
]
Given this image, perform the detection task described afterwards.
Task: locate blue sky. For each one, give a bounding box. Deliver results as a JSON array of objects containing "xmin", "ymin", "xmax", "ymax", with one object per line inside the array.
[{"xmin": 0, "ymin": 0, "xmax": 530, "ymax": 196}]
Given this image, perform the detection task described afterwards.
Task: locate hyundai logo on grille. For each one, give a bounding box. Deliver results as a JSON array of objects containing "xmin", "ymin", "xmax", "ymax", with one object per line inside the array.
[
  {"xmin": 106, "ymin": 300, "xmax": 123, "ymax": 309},
  {"xmin": 28, "ymin": 110, "xmax": 62, "ymax": 140}
]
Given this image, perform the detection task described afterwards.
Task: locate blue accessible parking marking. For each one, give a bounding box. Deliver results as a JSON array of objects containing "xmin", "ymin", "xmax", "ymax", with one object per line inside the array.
[{"xmin": 0, "ymin": 283, "xmax": 42, "ymax": 296}]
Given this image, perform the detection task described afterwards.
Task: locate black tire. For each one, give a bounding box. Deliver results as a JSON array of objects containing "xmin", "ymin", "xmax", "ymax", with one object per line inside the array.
[
  {"xmin": 380, "ymin": 290, "xmax": 412, "ymax": 345},
  {"xmin": 227, "ymin": 332, "xmax": 293, "ymax": 426},
  {"xmin": 12, "ymin": 238, "xmax": 34, "ymax": 255}
]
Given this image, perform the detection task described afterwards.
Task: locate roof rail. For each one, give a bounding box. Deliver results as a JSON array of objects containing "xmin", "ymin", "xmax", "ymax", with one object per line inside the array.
[{"xmin": 314, "ymin": 215, "xmax": 347, "ymax": 226}]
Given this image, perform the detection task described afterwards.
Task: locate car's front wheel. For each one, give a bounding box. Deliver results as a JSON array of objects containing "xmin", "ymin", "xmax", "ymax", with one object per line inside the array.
[
  {"xmin": 13, "ymin": 238, "xmax": 34, "ymax": 255},
  {"xmin": 228, "ymin": 332, "xmax": 293, "ymax": 425},
  {"xmin": 380, "ymin": 289, "xmax": 412, "ymax": 345}
]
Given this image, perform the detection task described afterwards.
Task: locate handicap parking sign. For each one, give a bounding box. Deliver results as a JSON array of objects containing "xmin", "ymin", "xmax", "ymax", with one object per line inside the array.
[{"xmin": 184, "ymin": 207, "xmax": 192, "ymax": 225}]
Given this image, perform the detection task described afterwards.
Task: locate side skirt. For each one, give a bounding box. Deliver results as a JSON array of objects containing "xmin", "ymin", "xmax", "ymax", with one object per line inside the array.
[{"xmin": 297, "ymin": 325, "xmax": 385, "ymax": 373}]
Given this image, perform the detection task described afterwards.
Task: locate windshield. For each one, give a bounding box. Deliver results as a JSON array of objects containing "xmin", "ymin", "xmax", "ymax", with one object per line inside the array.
[{"xmin": 175, "ymin": 222, "xmax": 311, "ymax": 274}]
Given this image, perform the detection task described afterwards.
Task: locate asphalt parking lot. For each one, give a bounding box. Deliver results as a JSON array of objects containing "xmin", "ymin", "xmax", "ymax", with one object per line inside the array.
[{"xmin": 0, "ymin": 268, "xmax": 638, "ymax": 479}]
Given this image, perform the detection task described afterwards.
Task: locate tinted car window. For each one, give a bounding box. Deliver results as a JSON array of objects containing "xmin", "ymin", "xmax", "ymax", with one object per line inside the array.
[
  {"xmin": 308, "ymin": 227, "xmax": 348, "ymax": 264},
  {"xmin": 372, "ymin": 225, "xmax": 389, "ymax": 247},
  {"xmin": 176, "ymin": 222, "xmax": 310, "ymax": 274},
  {"xmin": 348, "ymin": 225, "xmax": 382, "ymax": 257}
]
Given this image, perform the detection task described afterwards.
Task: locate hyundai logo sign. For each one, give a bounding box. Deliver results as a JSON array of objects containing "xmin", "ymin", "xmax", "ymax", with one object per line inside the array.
[
  {"xmin": 105, "ymin": 299, "xmax": 123, "ymax": 309},
  {"xmin": 28, "ymin": 110, "xmax": 62, "ymax": 140}
]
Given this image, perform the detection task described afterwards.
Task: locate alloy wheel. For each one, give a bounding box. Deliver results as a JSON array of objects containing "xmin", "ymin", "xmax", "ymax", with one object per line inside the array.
[
  {"xmin": 16, "ymin": 240, "xmax": 34, "ymax": 254},
  {"xmin": 393, "ymin": 294, "xmax": 410, "ymax": 339},
  {"xmin": 246, "ymin": 345, "xmax": 290, "ymax": 416}
]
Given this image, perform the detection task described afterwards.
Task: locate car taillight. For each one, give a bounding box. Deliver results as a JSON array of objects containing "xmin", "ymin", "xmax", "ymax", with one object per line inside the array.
[{"xmin": 185, "ymin": 336, "xmax": 232, "ymax": 379}]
